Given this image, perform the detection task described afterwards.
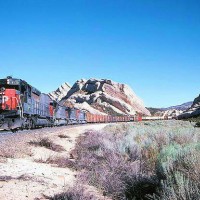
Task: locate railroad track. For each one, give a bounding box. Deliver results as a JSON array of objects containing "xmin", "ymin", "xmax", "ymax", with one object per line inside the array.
[
  {"xmin": 0, "ymin": 122, "xmax": 114, "ymax": 137},
  {"xmin": 0, "ymin": 124, "xmax": 86, "ymax": 135}
]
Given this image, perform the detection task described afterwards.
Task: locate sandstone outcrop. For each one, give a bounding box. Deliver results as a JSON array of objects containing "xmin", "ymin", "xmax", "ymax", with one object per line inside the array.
[
  {"xmin": 49, "ymin": 82, "xmax": 71, "ymax": 101},
  {"xmin": 50, "ymin": 78, "xmax": 150, "ymax": 116},
  {"xmin": 154, "ymin": 109, "xmax": 183, "ymax": 119}
]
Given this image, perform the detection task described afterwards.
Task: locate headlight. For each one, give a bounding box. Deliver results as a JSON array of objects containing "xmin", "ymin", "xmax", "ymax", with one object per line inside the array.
[{"xmin": 0, "ymin": 87, "xmax": 5, "ymax": 92}]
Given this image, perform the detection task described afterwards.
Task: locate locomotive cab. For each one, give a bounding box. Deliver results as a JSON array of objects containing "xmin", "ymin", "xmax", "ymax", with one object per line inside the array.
[
  {"xmin": 0, "ymin": 76, "xmax": 39, "ymax": 114},
  {"xmin": 0, "ymin": 76, "xmax": 53, "ymax": 131},
  {"xmin": 0, "ymin": 77, "xmax": 22, "ymax": 115},
  {"xmin": 0, "ymin": 76, "xmax": 26, "ymax": 130}
]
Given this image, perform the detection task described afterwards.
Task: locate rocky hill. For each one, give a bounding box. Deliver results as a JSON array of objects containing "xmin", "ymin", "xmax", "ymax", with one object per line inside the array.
[
  {"xmin": 154, "ymin": 109, "xmax": 183, "ymax": 119},
  {"xmin": 161, "ymin": 102, "xmax": 192, "ymax": 111},
  {"xmin": 178, "ymin": 94, "xmax": 200, "ymax": 119},
  {"xmin": 146, "ymin": 107, "xmax": 164, "ymax": 116},
  {"xmin": 50, "ymin": 78, "xmax": 151, "ymax": 116},
  {"xmin": 147, "ymin": 101, "xmax": 192, "ymax": 118},
  {"xmin": 49, "ymin": 82, "xmax": 71, "ymax": 101}
]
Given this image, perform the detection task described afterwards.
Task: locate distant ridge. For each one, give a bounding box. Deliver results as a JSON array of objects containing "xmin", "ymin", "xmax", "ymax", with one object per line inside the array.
[
  {"xmin": 161, "ymin": 101, "xmax": 193, "ymax": 111},
  {"xmin": 147, "ymin": 101, "xmax": 193, "ymax": 118}
]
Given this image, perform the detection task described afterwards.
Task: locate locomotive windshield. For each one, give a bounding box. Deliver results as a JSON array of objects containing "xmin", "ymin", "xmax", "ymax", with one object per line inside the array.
[
  {"xmin": 0, "ymin": 77, "xmax": 20, "ymax": 91},
  {"xmin": 0, "ymin": 84, "xmax": 19, "ymax": 90},
  {"xmin": 0, "ymin": 76, "xmax": 41, "ymax": 98}
]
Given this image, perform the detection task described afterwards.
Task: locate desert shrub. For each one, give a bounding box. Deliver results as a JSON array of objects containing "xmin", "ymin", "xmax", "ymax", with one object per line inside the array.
[
  {"xmin": 103, "ymin": 123, "xmax": 134, "ymax": 135},
  {"xmin": 58, "ymin": 134, "xmax": 70, "ymax": 138},
  {"xmin": 36, "ymin": 155, "xmax": 77, "ymax": 169},
  {"xmin": 70, "ymin": 121, "xmax": 200, "ymax": 199},
  {"xmin": 50, "ymin": 192, "xmax": 78, "ymax": 200},
  {"xmin": 73, "ymin": 129, "xmax": 159, "ymax": 199},
  {"xmin": 154, "ymin": 143, "xmax": 200, "ymax": 200},
  {"xmin": 155, "ymin": 173, "xmax": 200, "ymax": 200},
  {"xmin": 184, "ymin": 116, "xmax": 200, "ymax": 123},
  {"xmin": 196, "ymin": 122, "xmax": 200, "ymax": 127},
  {"xmin": 0, "ymin": 176, "xmax": 13, "ymax": 181},
  {"xmin": 49, "ymin": 183, "xmax": 100, "ymax": 200},
  {"xmin": 50, "ymin": 121, "xmax": 200, "ymax": 199},
  {"xmin": 29, "ymin": 137, "xmax": 65, "ymax": 152}
]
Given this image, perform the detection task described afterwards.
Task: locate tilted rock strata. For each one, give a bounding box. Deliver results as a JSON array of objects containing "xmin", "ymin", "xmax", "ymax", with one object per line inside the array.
[
  {"xmin": 53, "ymin": 78, "xmax": 150, "ymax": 116},
  {"xmin": 49, "ymin": 82, "xmax": 71, "ymax": 101}
]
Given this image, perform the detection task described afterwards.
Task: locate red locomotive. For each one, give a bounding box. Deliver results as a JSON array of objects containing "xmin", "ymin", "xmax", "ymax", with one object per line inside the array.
[{"xmin": 0, "ymin": 76, "xmax": 54, "ymax": 131}]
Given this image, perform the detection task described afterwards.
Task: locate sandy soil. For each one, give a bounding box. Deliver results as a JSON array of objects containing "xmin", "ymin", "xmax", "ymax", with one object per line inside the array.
[{"xmin": 0, "ymin": 124, "xmax": 107, "ymax": 200}]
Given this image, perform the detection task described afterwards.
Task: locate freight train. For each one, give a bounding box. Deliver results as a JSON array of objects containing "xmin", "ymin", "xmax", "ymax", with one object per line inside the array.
[{"xmin": 0, "ymin": 76, "xmax": 142, "ymax": 132}]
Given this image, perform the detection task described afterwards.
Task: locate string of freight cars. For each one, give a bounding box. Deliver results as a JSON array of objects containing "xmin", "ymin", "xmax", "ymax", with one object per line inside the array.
[{"xmin": 0, "ymin": 76, "xmax": 142, "ymax": 132}]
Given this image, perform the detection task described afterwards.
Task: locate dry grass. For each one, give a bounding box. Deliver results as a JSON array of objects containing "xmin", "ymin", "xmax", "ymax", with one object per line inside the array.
[
  {"xmin": 0, "ymin": 176, "xmax": 13, "ymax": 181},
  {"xmin": 35, "ymin": 155, "xmax": 77, "ymax": 170},
  {"xmin": 0, "ymin": 130, "xmax": 66, "ymax": 158},
  {"xmin": 0, "ymin": 134, "xmax": 33, "ymax": 158},
  {"xmin": 29, "ymin": 136, "xmax": 65, "ymax": 152},
  {"xmin": 49, "ymin": 182, "xmax": 109, "ymax": 200},
  {"xmin": 58, "ymin": 134, "xmax": 70, "ymax": 139},
  {"xmin": 0, "ymin": 174, "xmax": 42, "ymax": 182}
]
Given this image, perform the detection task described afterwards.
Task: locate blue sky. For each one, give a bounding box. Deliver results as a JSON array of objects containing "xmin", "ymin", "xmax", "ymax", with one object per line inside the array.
[{"xmin": 0, "ymin": 0, "xmax": 199, "ymax": 107}]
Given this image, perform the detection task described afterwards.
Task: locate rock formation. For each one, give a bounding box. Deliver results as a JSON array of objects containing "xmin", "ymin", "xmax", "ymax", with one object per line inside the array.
[
  {"xmin": 50, "ymin": 78, "xmax": 151, "ymax": 116},
  {"xmin": 178, "ymin": 94, "xmax": 200, "ymax": 119},
  {"xmin": 49, "ymin": 82, "xmax": 71, "ymax": 101},
  {"xmin": 154, "ymin": 109, "xmax": 183, "ymax": 119}
]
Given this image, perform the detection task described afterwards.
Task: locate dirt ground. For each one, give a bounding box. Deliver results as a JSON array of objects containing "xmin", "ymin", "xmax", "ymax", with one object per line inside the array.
[{"xmin": 0, "ymin": 124, "xmax": 107, "ymax": 200}]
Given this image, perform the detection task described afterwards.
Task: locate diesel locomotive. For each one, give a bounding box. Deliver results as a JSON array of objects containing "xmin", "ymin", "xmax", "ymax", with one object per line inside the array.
[{"xmin": 0, "ymin": 76, "xmax": 141, "ymax": 132}]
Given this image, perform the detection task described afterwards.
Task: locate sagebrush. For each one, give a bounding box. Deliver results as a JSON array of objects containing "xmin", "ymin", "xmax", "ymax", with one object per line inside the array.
[{"xmin": 52, "ymin": 121, "xmax": 200, "ymax": 200}]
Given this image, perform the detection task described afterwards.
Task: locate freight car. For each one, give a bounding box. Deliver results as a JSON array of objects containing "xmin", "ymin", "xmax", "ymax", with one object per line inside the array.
[{"xmin": 0, "ymin": 76, "xmax": 139, "ymax": 132}]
